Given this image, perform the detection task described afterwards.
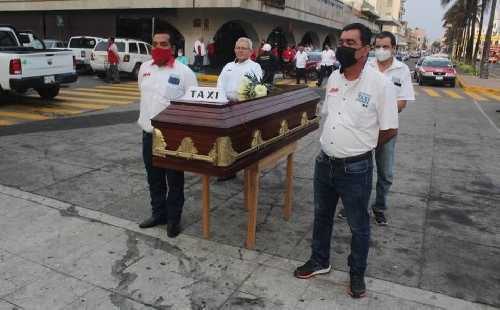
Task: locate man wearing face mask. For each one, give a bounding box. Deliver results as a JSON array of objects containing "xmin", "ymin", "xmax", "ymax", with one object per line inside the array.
[
  {"xmin": 137, "ymin": 32, "xmax": 198, "ymax": 237},
  {"xmin": 293, "ymin": 23, "xmax": 398, "ymax": 299}
]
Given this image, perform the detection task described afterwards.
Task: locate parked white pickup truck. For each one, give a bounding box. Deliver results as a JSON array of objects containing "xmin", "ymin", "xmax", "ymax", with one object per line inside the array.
[{"xmin": 0, "ymin": 25, "xmax": 77, "ymax": 99}]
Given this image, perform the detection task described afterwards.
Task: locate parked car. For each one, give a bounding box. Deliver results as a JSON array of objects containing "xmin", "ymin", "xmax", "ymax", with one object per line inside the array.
[
  {"xmin": 0, "ymin": 25, "xmax": 77, "ymax": 99},
  {"xmin": 67, "ymin": 36, "xmax": 104, "ymax": 71},
  {"xmin": 90, "ymin": 38, "xmax": 152, "ymax": 80},
  {"xmin": 43, "ymin": 39, "xmax": 66, "ymax": 49},
  {"xmin": 415, "ymin": 57, "xmax": 456, "ymax": 87},
  {"xmin": 413, "ymin": 56, "xmax": 427, "ymax": 80}
]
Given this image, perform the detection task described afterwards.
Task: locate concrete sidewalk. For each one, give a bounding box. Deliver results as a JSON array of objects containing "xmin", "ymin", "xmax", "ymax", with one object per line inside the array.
[
  {"xmin": 457, "ymin": 74, "xmax": 500, "ymax": 96},
  {"xmin": 0, "ymin": 184, "xmax": 495, "ymax": 310}
]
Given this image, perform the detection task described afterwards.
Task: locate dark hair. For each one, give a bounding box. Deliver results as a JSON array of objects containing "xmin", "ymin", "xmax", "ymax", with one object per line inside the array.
[
  {"xmin": 375, "ymin": 31, "xmax": 397, "ymax": 47},
  {"xmin": 153, "ymin": 31, "xmax": 172, "ymax": 43},
  {"xmin": 109, "ymin": 37, "xmax": 115, "ymax": 42},
  {"xmin": 341, "ymin": 23, "xmax": 372, "ymax": 46}
]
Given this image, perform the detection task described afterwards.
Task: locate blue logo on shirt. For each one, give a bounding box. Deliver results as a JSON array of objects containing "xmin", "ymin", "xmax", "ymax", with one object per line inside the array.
[
  {"xmin": 357, "ymin": 92, "xmax": 371, "ymax": 108},
  {"xmin": 168, "ymin": 74, "xmax": 180, "ymax": 85}
]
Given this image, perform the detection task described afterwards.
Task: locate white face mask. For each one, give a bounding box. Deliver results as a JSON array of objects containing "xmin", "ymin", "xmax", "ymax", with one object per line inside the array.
[{"xmin": 375, "ymin": 48, "xmax": 392, "ymax": 62}]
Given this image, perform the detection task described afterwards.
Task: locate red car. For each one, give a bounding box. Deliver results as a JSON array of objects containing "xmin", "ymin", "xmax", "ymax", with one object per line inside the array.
[{"xmin": 416, "ymin": 57, "xmax": 456, "ymax": 87}]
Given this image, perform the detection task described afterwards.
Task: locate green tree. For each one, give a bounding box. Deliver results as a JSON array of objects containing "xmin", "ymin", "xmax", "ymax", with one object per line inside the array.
[{"xmin": 479, "ymin": 0, "xmax": 498, "ymax": 78}]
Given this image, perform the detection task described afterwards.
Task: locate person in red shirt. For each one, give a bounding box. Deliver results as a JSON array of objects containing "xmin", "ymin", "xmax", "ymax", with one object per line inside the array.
[
  {"xmin": 106, "ymin": 37, "xmax": 120, "ymax": 83},
  {"xmin": 281, "ymin": 45, "xmax": 295, "ymax": 78}
]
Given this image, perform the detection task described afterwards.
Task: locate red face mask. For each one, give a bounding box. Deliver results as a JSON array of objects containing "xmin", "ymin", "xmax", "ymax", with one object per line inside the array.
[{"xmin": 152, "ymin": 48, "xmax": 174, "ymax": 67}]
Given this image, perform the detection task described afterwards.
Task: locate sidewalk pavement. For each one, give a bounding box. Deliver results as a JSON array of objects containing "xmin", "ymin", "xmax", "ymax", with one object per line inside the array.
[
  {"xmin": 0, "ymin": 184, "xmax": 495, "ymax": 310},
  {"xmin": 457, "ymin": 74, "xmax": 500, "ymax": 96}
]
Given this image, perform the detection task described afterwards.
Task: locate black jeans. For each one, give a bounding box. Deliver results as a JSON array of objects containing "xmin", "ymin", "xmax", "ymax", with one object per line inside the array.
[
  {"xmin": 318, "ymin": 65, "xmax": 333, "ymax": 86},
  {"xmin": 194, "ymin": 55, "xmax": 203, "ymax": 71},
  {"xmin": 310, "ymin": 151, "xmax": 373, "ymax": 276},
  {"xmin": 296, "ymin": 68, "xmax": 307, "ymax": 84},
  {"xmin": 142, "ymin": 131, "xmax": 184, "ymax": 224}
]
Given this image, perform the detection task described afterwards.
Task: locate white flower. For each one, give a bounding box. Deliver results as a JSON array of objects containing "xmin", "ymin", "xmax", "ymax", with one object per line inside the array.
[{"xmin": 254, "ymin": 84, "xmax": 268, "ymax": 97}]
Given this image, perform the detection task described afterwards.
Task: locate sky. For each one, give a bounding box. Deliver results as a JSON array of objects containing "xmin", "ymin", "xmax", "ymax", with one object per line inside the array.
[{"xmin": 404, "ymin": 0, "xmax": 446, "ymax": 42}]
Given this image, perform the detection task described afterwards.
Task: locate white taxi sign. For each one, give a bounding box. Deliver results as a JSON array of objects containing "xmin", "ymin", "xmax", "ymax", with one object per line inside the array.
[{"xmin": 181, "ymin": 87, "xmax": 228, "ymax": 104}]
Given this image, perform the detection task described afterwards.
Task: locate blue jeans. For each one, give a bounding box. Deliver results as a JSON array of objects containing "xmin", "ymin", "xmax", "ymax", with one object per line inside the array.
[
  {"xmin": 142, "ymin": 131, "xmax": 185, "ymax": 224},
  {"xmin": 311, "ymin": 151, "xmax": 373, "ymax": 275},
  {"xmin": 373, "ymin": 136, "xmax": 396, "ymax": 212}
]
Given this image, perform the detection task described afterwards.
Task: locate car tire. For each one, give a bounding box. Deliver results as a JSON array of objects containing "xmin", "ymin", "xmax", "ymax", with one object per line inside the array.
[
  {"xmin": 36, "ymin": 85, "xmax": 60, "ymax": 100},
  {"xmin": 132, "ymin": 63, "xmax": 141, "ymax": 80},
  {"xmin": 96, "ymin": 72, "xmax": 106, "ymax": 79}
]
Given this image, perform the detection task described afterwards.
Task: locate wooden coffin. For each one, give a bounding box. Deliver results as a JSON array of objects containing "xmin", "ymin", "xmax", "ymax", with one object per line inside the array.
[{"xmin": 151, "ymin": 85, "xmax": 321, "ymax": 177}]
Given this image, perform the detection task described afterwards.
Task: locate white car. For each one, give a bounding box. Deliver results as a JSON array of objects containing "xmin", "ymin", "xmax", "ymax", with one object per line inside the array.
[
  {"xmin": 90, "ymin": 38, "xmax": 152, "ymax": 80},
  {"xmin": 67, "ymin": 36, "xmax": 104, "ymax": 71},
  {"xmin": 0, "ymin": 26, "xmax": 77, "ymax": 99}
]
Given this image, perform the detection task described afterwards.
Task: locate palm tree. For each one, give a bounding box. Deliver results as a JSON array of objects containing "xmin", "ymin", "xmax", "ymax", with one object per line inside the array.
[
  {"xmin": 442, "ymin": 0, "xmax": 468, "ymax": 61},
  {"xmin": 479, "ymin": 0, "xmax": 498, "ymax": 78},
  {"xmin": 473, "ymin": 0, "xmax": 491, "ymax": 64}
]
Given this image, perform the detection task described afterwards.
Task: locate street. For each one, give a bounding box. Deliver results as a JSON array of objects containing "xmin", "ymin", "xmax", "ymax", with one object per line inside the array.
[{"xmin": 0, "ymin": 68, "xmax": 499, "ymax": 309}]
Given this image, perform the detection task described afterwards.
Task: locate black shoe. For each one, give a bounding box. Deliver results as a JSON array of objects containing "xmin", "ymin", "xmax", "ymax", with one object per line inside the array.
[
  {"xmin": 139, "ymin": 217, "xmax": 167, "ymax": 229},
  {"xmin": 372, "ymin": 209, "xmax": 388, "ymax": 226},
  {"xmin": 337, "ymin": 208, "xmax": 346, "ymax": 220},
  {"xmin": 293, "ymin": 260, "xmax": 331, "ymax": 279},
  {"xmin": 348, "ymin": 273, "xmax": 366, "ymax": 298},
  {"xmin": 217, "ymin": 174, "xmax": 236, "ymax": 182},
  {"xmin": 167, "ymin": 222, "xmax": 181, "ymax": 238}
]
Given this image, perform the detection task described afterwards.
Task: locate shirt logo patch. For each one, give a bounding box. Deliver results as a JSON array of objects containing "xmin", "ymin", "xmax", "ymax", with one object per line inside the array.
[
  {"xmin": 357, "ymin": 92, "xmax": 371, "ymax": 108},
  {"xmin": 328, "ymin": 87, "xmax": 339, "ymax": 94},
  {"xmin": 142, "ymin": 72, "xmax": 151, "ymax": 77},
  {"xmin": 168, "ymin": 74, "xmax": 180, "ymax": 85},
  {"xmin": 392, "ymin": 76, "xmax": 402, "ymax": 87}
]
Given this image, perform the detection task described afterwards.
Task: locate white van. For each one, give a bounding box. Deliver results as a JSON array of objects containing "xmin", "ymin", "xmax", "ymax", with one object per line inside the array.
[
  {"xmin": 90, "ymin": 38, "xmax": 152, "ymax": 80},
  {"xmin": 67, "ymin": 36, "xmax": 104, "ymax": 71}
]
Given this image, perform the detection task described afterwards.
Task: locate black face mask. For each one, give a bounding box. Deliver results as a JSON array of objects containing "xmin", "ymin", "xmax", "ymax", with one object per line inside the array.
[{"xmin": 336, "ymin": 46, "xmax": 361, "ymax": 71}]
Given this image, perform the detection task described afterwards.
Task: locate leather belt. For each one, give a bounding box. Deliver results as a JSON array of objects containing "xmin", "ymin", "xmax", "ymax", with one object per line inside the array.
[{"xmin": 323, "ymin": 150, "xmax": 372, "ymax": 164}]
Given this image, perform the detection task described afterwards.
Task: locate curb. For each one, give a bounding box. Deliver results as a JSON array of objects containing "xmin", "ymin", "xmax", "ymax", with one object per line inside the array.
[
  {"xmin": 197, "ymin": 73, "xmax": 218, "ymax": 82},
  {"xmin": 457, "ymin": 75, "xmax": 500, "ymax": 96}
]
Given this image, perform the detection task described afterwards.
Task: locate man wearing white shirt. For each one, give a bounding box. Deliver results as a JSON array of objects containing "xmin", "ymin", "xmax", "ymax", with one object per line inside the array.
[
  {"xmin": 368, "ymin": 31, "xmax": 415, "ymax": 225},
  {"xmin": 193, "ymin": 37, "xmax": 206, "ymax": 72},
  {"xmin": 317, "ymin": 44, "xmax": 336, "ymax": 87},
  {"xmin": 293, "ymin": 23, "xmax": 398, "ymax": 299},
  {"xmin": 137, "ymin": 31, "xmax": 198, "ymax": 237},
  {"xmin": 217, "ymin": 37, "xmax": 263, "ymax": 101},
  {"xmin": 294, "ymin": 45, "xmax": 308, "ymax": 84}
]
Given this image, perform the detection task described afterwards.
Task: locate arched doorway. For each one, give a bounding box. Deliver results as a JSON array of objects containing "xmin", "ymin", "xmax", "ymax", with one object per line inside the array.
[
  {"xmin": 213, "ymin": 20, "xmax": 258, "ymax": 67},
  {"xmin": 300, "ymin": 31, "xmax": 320, "ymax": 50},
  {"xmin": 267, "ymin": 27, "xmax": 295, "ymax": 56},
  {"xmin": 323, "ymin": 33, "xmax": 338, "ymax": 49}
]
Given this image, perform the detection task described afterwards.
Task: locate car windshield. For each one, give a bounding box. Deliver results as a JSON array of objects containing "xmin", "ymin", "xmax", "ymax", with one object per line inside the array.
[
  {"xmin": 94, "ymin": 41, "xmax": 125, "ymax": 52},
  {"xmin": 0, "ymin": 30, "xmax": 19, "ymax": 47},
  {"xmin": 69, "ymin": 38, "xmax": 97, "ymax": 48},
  {"xmin": 422, "ymin": 59, "xmax": 450, "ymax": 67},
  {"xmin": 308, "ymin": 52, "xmax": 321, "ymax": 61}
]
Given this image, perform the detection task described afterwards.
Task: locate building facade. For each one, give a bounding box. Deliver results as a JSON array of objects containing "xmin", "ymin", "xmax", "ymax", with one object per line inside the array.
[{"xmin": 1, "ymin": 0, "xmax": 385, "ymax": 65}]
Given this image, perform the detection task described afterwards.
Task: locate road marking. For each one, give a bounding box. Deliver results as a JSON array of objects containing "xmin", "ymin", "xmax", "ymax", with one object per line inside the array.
[
  {"xmin": 442, "ymin": 89, "xmax": 464, "ymax": 99},
  {"xmin": 103, "ymin": 83, "xmax": 138, "ymax": 89},
  {"xmin": 471, "ymin": 98, "xmax": 500, "ymax": 134},
  {"xmin": 0, "ymin": 111, "xmax": 49, "ymax": 120},
  {"xmin": 0, "ymin": 119, "xmax": 16, "ymax": 126},
  {"xmin": 422, "ymin": 88, "xmax": 440, "ymax": 97},
  {"xmin": 483, "ymin": 92, "xmax": 500, "ymax": 101},
  {"xmin": 464, "ymin": 91, "xmax": 487, "ymax": 101},
  {"xmin": 74, "ymin": 88, "xmax": 140, "ymax": 96},
  {"xmin": 55, "ymin": 102, "xmax": 109, "ymax": 110},
  {"xmin": 4, "ymin": 104, "xmax": 84, "ymax": 116},
  {"xmin": 94, "ymin": 85, "xmax": 139, "ymax": 92},
  {"xmin": 59, "ymin": 90, "xmax": 139, "ymax": 100},
  {"xmin": 56, "ymin": 96, "xmax": 132, "ymax": 106}
]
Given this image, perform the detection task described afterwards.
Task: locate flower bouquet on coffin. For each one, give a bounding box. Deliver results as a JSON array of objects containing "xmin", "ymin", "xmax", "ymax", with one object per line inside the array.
[{"xmin": 237, "ymin": 73, "xmax": 273, "ymax": 101}]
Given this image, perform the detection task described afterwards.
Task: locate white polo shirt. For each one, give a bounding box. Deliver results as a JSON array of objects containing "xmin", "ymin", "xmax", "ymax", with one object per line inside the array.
[
  {"xmin": 137, "ymin": 60, "xmax": 198, "ymax": 133},
  {"xmin": 320, "ymin": 49, "xmax": 335, "ymax": 66},
  {"xmin": 369, "ymin": 58, "xmax": 415, "ymax": 101},
  {"xmin": 320, "ymin": 65, "xmax": 399, "ymax": 158},
  {"xmin": 217, "ymin": 59, "xmax": 263, "ymax": 99},
  {"xmin": 295, "ymin": 51, "xmax": 308, "ymax": 69}
]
